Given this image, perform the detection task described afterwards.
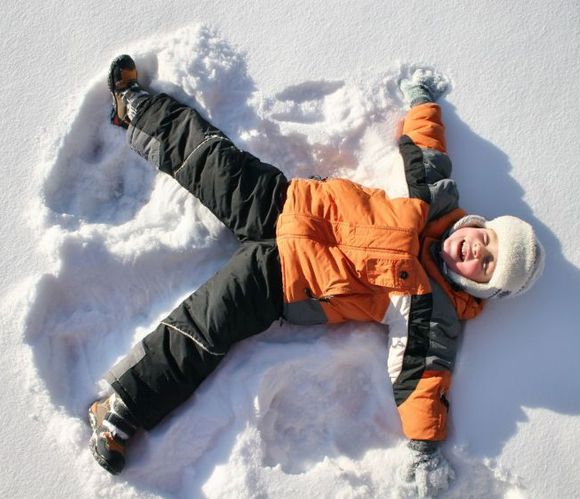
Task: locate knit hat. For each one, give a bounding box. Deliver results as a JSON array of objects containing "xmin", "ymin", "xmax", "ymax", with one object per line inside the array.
[{"xmin": 444, "ymin": 214, "xmax": 545, "ymax": 300}]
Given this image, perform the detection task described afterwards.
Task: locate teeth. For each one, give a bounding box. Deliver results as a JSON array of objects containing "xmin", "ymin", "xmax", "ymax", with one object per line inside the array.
[{"xmin": 461, "ymin": 241, "xmax": 467, "ymax": 260}]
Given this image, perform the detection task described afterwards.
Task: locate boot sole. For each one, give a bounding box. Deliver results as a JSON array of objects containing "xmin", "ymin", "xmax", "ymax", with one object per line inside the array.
[
  {"xmin": 108, "ymin": 55, "xmax": 136, "ymax": 128},
  {"xmin": 89, "ymin": 434, "xmax": 122, "ymax": 475},
  {"xmin": 108, "ymin": 55, "xmax": 135, "ymax": 92}
]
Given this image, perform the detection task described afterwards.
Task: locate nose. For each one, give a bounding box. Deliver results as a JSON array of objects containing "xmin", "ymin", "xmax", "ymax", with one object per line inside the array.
[
  {"xmin": 473, "ymin": 242, "xmax": 483, "ymax": 260},
  {"xmin": 473, "ymin": 242, "xmax": 489, "ymax": 261}
]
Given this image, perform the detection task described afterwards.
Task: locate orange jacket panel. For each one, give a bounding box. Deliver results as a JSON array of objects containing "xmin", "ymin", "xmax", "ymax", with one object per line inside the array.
[
  {"xmin": 276, "ymin": 178, "xmax": 432, "ymax": 324},
  {"xmin": 402, "ymin": 103, "xmax": 447, "ymax": 153}
]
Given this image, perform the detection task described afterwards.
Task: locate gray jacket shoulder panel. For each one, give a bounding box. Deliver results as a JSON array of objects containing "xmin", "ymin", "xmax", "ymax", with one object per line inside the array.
[
  {"xmin": 421, "ymin": 147, "xmax": 459, "ymax": 221},
  {"xmin": 428, "ymin": 178, "xmax": 460, "ymax": 221},
  {"xmin": 422, "ymin": 147, "xmax": 453, "ymax": 183}
]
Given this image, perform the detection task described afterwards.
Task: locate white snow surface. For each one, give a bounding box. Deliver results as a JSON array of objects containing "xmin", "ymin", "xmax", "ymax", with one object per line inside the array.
[{"xmin": 1, "ymin": 2, "xmax": 579, "ymax": 498}]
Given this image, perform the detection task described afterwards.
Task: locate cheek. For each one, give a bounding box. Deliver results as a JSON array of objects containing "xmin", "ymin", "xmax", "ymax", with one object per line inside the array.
[
  {"xmin": 455, "ymin": 260, "xmax": 481, "ymax": 279},
  {"xmin": 441, "ymin": 238, "xmax": 458, "ymax": 264},
  {"xmin": 441, "ymin": 248, "xmax": 454, "ymax": 268}
]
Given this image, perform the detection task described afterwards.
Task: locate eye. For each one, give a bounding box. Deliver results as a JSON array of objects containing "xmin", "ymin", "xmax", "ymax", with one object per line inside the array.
[{"xmin": 483, "ymin": 257, "xmax": 490, "ymax": 273}]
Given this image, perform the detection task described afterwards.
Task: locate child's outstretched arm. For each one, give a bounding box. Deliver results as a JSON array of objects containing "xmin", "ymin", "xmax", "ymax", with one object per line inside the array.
[
  {"xmin": 397, "ymin": 69, "xmax": 459, "ymax": 224},
  {"xmin": 399, "ymin": 68, "xmax": 452, "ymax": 180},
  {"xmin": 389, "ymin": 69, "xmax": 458, "ymax": 497}
]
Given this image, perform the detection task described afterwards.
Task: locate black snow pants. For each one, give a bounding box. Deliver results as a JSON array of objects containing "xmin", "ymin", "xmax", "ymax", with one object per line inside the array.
[{"xmin": 104, "ymin": 94, "xmax": 288, "ymax": 430}]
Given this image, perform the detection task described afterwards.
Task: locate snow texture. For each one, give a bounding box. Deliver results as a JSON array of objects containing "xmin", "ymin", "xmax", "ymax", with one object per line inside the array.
[{"xmin": 1, "ymin": 2, "xmax": 580, "ymax": 498}]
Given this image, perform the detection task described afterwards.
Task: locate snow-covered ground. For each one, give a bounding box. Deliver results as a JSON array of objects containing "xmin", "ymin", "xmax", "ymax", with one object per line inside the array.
[{"xmin": 1, "ymin": 2, "xmax": 579, "ymax": 498}]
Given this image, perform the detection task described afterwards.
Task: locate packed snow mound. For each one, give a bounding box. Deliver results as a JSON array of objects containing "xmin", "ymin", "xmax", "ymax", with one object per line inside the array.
[{"xmin": 20, "ymin": 24, "xmax": 524, "ymax": 497}]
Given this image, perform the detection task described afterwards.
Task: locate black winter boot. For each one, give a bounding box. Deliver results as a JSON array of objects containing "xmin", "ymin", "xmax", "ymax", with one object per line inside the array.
[
  {"xmin": 88, "ymin": 393, "xmax": 139, "ymax": 475},
  {"xmin": 108, "ymin": 54, "xmax": 148, "ymax": 128}
]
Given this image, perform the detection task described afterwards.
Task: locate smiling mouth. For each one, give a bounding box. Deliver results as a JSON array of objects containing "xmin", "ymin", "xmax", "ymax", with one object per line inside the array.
[{"xmin": 460, "ymin": 240, "xmax": 467, "ymax": 261}]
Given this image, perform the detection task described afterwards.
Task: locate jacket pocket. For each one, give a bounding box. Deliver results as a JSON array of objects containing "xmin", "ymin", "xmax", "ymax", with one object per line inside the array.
[{"xmin": 365, "ymin": 257, "xmax": 417, "ymax": 290}]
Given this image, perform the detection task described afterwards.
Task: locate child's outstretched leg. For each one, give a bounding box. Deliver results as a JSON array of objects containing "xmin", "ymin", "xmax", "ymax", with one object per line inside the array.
[
  {"xmin": 89, "ymin": 240, "xmax": 283, "ymax": 474},
  {"xmin": 111, "ymin": 55, "xmax": 287, "ymax": 243}
]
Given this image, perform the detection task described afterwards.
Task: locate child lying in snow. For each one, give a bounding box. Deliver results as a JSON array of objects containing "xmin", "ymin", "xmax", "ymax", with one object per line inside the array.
[{"xmin": 88, "ymin": 55, "xmax": 544, "ymax": 496}]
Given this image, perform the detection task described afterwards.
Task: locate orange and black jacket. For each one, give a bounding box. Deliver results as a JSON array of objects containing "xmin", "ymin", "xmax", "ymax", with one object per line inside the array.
[{"xmin": 276, "ymin": 102, "xmax": 484, "ymax": 441}]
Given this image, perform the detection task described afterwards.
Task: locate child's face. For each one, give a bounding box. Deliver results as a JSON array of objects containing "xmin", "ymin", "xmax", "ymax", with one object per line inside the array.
[{"xmin": 441, "ymin": 226, "xmax": 498, "ymax": 283}]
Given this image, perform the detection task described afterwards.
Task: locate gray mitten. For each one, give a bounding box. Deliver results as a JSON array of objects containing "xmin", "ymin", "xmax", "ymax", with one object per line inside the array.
[
  {"xmin": 400, "ymin": 68, "xmax": 450, "ymax": 107},
  {"xmin": 399, "ymin": 440, "xmax": 455, "ymax": 498}
]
